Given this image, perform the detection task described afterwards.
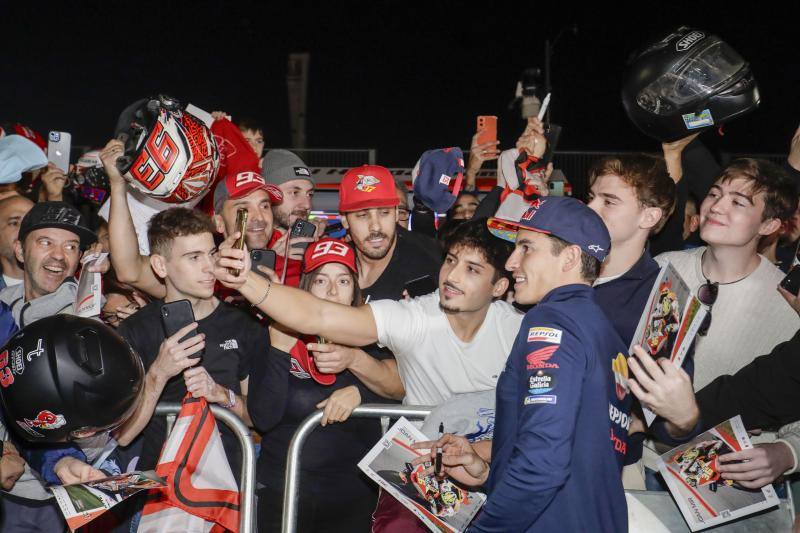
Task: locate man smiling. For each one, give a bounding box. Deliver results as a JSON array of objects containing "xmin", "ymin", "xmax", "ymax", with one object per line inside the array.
[
  {"xmin": 0, "ymin": 202, "xmax": 96, "ymax": 327},
  {"xmin": 656, "ymin": 158, "xmax": 799, "ymax": 389}
]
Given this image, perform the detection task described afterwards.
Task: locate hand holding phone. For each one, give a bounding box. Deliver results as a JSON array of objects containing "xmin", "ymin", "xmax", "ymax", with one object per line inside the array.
[
  {"xmin": 161, "ymin": 300, "xmax": 204, "ymax": 359},
  {"xmin": 250, "ymin": 249, "xmax": 277, "ymax": 279},
  {"xmin": 290, "ymin": 219, "xmax": 317, "ymax": 251}
]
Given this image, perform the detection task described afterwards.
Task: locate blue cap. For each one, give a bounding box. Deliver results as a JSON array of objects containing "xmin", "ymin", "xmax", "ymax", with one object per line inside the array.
[
  {"xmin": 411, "ymin": 147, "xmax": 465, "ymax": 213},
  {"xmin": 0, "ymin": 135, "xmax": 48, "ymax": 184},
  {"xmin": 488, "ymin": 196, "xmax": 611, "ymax": 262}
]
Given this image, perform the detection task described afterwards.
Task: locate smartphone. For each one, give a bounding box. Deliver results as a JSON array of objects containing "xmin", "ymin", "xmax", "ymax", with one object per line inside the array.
[
  {"xmin": 290, "ymin": 218, "xmax": 317, "ymax": 250},
  {"xmin": 780, "ymin": 265, "xmax": 800, "ymax": 296},
  {"xmin": 47, "ymin": 131, "xmax": 72, "ymax": 173},
  {"xmin": 404, "ymin": 275, "xmax": 437, "ymax": 298},
  {"xmin": 250, "ymin": 249, "xmax": 277, "ymax": 278},
  {"xmin": 160, "ymin": 300, "xmax": 204, "ymax": 358},
  {"xmin": 476, "ymin": 116, "xmax": 498, "ymax": 146},
  {"xmin": 230, "ymin": 208, "xmax": 249, "ymax": 276}
]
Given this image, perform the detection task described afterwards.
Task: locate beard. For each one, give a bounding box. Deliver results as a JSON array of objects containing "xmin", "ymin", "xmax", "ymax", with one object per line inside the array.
[
  {"xmin": 438, "ymin": 301, "xmax": 461, "ymax": 313},
  {"xmin": 273, "ymin": 206, "xmax": 309, "ymax": 231},
  {"xmin": 356, "ymin": 231, "xmax": 394, "ymax": 260}
]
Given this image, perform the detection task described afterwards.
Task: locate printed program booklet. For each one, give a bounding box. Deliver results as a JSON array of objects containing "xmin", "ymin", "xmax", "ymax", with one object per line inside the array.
[
  {"xmin": 657, "ymin": 415, "xmax": 780, "ymax": 531},
  {"xmin": 358, "ymin": 417, "xmax": 486, "ymax": 532},
  {"xmin": 49, "ymin": 470, "xmax": 165, "ymax": 531},
  {"xmin": 628, "ymin": 261, "xmax": 708, "ymax": 425}
]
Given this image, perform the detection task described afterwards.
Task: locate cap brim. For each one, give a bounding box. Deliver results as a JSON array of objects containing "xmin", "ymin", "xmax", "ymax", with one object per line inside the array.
[{"xmin": 486, "ymin": 217, "xmax": 551, "ymax": 243}]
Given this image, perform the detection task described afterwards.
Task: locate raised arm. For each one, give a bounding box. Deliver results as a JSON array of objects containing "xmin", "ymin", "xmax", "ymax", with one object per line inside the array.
[
  {"xmin": 214, "ymin": 238, "xmax": 379, "ymax": 347},
  {"xmin": 99, "ymin": 139, "xmax": 166, "ymax": 299}
]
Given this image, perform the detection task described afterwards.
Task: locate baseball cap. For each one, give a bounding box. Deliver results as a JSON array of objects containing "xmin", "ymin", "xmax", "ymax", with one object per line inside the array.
[
  {"xmin": 18, "ymin": 202, "xmax": 97, "ymax": 249},
  {"xmin": 487, "ymin": 196, "xmax": 611, "ymax": 262},
  {"xmin": 0, "ymin": 135, "xmax": 49, "ymax": 184},
  {"xmin": 213, "ymin": 168, "xmax": 283, "ymax": 214},
  {"xmin": 303, "ymin": 238, "xmax": 357, "ymax": 274},
  {"xmin": 262, "ymin": 149, "xmax": 313, "ymax": 186},
  {"xmin": 411, "ymin": 147, "xmax": 465, "ymax": 213},
  {"xmin": 290, "ymin": 337, "xmax": 336, "ymax": 386},
  {"xmin": 338, "ymin": 165, "xmax": 400, "ymax": 213},
  {"xmin": 0, "ymin": 124, "xmax": 46, "ymax": 151}
]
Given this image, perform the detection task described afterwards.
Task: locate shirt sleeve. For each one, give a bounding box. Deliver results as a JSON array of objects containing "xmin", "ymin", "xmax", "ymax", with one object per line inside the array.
[
  {"xmin": 470, "ymin": 311, "xmax": 586, "ymax": 532},
  {"xmin": 368, "ymin": 298, "xmax": 425, "ymax": 356}
]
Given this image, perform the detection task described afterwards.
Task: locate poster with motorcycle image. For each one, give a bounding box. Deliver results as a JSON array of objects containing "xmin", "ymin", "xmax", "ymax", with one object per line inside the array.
[
  {"xmin": 658, "ymin": 415, "xmax": 779, "ymax": 531},
  {"xmin": 358, "ymin": 417, "xmax": 485, "ymax": 532},
  {"xmin": 628, "ymin": 262, "xmax": 707, "ymax": 425}
]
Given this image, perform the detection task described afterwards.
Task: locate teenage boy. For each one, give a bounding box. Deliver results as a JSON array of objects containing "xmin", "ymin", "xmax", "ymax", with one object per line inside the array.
[
  {"xmin": 656, "ymin": 158, "xmax": 799, "ymax": 390},
  {"xmin": 115, "ymin": 208, "xmax": 268, "ymax": 478},
  {"xmin": 587, "ymin": 154, "xmax": 676, "ymax": 345},
  {"xmin": 418, "ymin": 197, "xmax": 630, "ymax": 532}
]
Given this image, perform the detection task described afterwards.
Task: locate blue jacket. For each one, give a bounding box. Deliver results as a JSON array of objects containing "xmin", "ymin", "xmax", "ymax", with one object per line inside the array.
[{"xmin": 469, "ymin": 284, "xmax": 630, "ymax": 533}]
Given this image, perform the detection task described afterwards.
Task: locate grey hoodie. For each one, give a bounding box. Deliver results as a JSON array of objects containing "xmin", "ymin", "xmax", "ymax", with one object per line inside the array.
[{"xmin": 0, "ymin": 278, "xmax": 77, "ymax": 328}]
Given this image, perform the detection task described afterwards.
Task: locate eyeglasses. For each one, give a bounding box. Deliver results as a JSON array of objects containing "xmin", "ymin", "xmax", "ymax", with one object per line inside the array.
[
  {"xmin": 696, "ymin": 281, "xmax": 719, "ymax": 336},
  {"xmin": 397, "ymin": 207, "xmax": 410, "ymax": 222}
]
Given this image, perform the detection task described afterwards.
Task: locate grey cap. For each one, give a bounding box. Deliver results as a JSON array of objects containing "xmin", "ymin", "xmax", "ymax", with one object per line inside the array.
[
  {"xmin": 0, "ymin": 135, "xmax": 48, "ymax": 184},
  {"xmin": 261, "ymin": 149, "xmax": 313, "ymax": 186}
]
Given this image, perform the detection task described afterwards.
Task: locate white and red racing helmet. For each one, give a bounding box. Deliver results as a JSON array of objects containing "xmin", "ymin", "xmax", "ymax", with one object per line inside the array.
[{"xmin": 114, "ymin": 96, "xmax": 220, "ymax": 203}]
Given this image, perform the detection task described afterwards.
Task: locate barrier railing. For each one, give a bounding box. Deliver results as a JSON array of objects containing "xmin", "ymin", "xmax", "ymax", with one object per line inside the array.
[
  {"xmin": 282, "ymin": 404, "xmax": 434, "ymax": 533},
  {"xmin": 155, "ymin": 402, "xmax": 257, "ymax": 533}
]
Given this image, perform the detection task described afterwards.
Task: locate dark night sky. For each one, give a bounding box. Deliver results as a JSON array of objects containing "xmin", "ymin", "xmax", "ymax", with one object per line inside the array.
[{"xmin": 2, "ymin": 2, "xmax": 798, "ymax": 166}]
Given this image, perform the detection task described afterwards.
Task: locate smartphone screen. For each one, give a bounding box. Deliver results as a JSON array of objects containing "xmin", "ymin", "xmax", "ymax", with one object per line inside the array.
[{"xmin": 47, "ymin": 131, "xmax": 72, "ymax": 173}]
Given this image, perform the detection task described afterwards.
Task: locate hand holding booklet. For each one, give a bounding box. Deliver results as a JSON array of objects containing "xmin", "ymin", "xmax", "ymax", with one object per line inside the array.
[
  {"xmin": 628, "ymin": 261, "xmax": 709, "ymax": 425},
  {"xmin": 358, "ymin": 417, "xmax": 486, "ymax": 533},
  {"xmin": 49, "ymin": 470, "xmax": 165, "ymax": 531},
  {"xmin": 657, "ymin": 415, "xmax": 780, "ymax": 531}
]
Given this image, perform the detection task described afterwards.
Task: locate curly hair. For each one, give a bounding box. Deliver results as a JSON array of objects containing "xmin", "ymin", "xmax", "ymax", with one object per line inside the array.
[
  {"xmin": 443, "ymin": 217, "xmax": 513, "ymax": 282},
  {"xmin": 147, "ymin": 207, "xmax": 217, "ymax": 257}
]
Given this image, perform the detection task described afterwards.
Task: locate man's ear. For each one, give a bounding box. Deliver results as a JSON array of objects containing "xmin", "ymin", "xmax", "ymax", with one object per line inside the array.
[
  {"xmin": 491, "ymin": 276, "xmax": 510, "ymax": 298},
  {"xmin": 561, "ymin": 245, "xmax": 583, "ymax": 274},
  {"xmin": 213, "ymin": 214, "xmax": 226, "ymax": 236},
  {"xmin": 759, "ymin": 217, "xmax": 782, "ymax": 237},
  {"xmin": 640, "ymin": 206, "xmax": 663, "ymax": 231},
  {"xmin": 340, "ymin": 214, "xmax": 350, "ymax": 230},
  {"xmin": 150, "ymin": 254, "xmax": 168, "ymax": 279},
  {"xmin": 13, "ymin": 240, "xmax": 23, "ymax": 264}
]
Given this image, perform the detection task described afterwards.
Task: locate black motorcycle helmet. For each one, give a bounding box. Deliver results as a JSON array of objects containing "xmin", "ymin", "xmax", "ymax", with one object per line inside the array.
[
  {"xmin": 622, "ymin": 27, "xmax": 760, "ymax": 142},
  {"xmin": 0, "ymin": 315, "xmax": 145, "ymax": 443}
]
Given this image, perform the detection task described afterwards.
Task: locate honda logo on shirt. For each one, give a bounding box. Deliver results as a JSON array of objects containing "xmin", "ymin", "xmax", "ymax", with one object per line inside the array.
[
  {"xmin": 311, "ymin": 240, "xmax": 350, "ymax": 259},
  {"xmin": 235, "ymin": 171, "xmax": 265, "ymax": 188}
]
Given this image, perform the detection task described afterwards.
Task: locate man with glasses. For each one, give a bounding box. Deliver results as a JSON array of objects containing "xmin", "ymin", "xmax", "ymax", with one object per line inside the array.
[{"xmin": 394, "ymin": 176, "xmax": 411, "ymax": 229}]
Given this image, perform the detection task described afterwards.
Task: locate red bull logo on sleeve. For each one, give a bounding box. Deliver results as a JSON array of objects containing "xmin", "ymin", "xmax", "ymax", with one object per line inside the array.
[{"xmin": 23, "ymin": 410, "xmax": 66, "ymax": 431}]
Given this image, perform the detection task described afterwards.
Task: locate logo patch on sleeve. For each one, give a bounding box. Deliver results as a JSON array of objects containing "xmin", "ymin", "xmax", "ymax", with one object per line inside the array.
[
  {"xmin": 526, "ymin": 345, "xmax": 560, "ymax": 369},
  {"xmin": 524, "ymin": 395, "xmax": 557, "ymax": 405},
  {"xmin": 528, "ymin": 370, "xmax": 557, "ymax": 394},
  {"xmin": 527, "ymin": 327, "xmax": 562, "ymax": 344}
]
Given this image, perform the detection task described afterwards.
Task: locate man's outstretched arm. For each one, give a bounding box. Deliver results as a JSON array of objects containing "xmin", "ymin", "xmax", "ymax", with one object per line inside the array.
[{"xmin": 215, "ymin": 240, "xmax": 379, "ymax": 347}]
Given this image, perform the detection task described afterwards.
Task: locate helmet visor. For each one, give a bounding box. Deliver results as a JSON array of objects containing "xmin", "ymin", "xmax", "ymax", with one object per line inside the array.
[{"xmin": 637, "ymin": 40, "xmax": 746, "ymax": 115}]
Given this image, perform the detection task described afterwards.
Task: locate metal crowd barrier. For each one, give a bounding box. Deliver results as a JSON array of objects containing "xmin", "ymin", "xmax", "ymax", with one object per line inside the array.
[
  {"xmin": 282, "ymin": 404, "xmax": 434, "ymax": 533},
  {"xmin": 155, "ymin": 402, "xmax": 257, "ymax": 533}
]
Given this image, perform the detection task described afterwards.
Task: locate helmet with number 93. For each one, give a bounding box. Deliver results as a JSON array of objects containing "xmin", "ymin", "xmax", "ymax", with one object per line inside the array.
[
  {"xmin": 114, "ymin": 95, "xmax": 220, "ymax": 203},
  {"xmin": 0, "ymin": 315, "xmax": 145, "ymax": 443}
]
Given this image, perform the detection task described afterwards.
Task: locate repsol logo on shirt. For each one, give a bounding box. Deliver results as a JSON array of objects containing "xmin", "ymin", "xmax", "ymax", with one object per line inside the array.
[
  {"xmin": 608, "ymin": 403, "xmax": 630, "ymax": 431},
  {"xmin": 527, "ymin": 327, "xmax": 562, "ymax": 344}
]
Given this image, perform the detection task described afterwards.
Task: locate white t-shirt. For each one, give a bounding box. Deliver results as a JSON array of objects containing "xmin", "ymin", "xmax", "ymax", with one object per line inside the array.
[
  {"xmin": 656, "ymin": 246, "xmax": 800, "ymax": 390},
  {"xmin": 2, "ymin": 274, "xmax": 21, "ymax": 287},
  {"xmin": 369, "ymin": 291, "xmax": 523, "ymax": 406}
]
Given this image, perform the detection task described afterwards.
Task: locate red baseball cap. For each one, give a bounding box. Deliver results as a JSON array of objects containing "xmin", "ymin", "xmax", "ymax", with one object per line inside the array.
[
  {"xmin": 338, "ymin": 165, "xmax": 400, "ymax": 213},
  {"xmin": 213, "ymin": 168, "xmax": 283, "ymax": 214},
  {"xmin": 303, "ymin": 238, "xmax": 357, "ymax": 274},
  {"xmin": 290, "ymin": 337, "xmax": 336, "ymax": 385}
]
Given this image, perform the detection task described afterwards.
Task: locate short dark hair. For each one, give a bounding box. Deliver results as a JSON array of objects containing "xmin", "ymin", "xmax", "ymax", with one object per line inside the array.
[
  {"xmin": 148, "ymin": 208, "xmax": 217, "ymax": 257},
  {"xmin": 547, "ymin": 234, "xmax": 601, "ymax": 284},
  {"xmin": 588, "ymin": 154, "xmax": 676, "ymax": 234},
  {"xmin": 717, "ymin": 158, "xmax": 798, "ymax": 221},
  {"xmin": 443, "ymin": 217, "xmax": 513, "ymax": 282},
  {"xmin": 236, "ymin": 117, "xmax": 263, "ymax": 134}
]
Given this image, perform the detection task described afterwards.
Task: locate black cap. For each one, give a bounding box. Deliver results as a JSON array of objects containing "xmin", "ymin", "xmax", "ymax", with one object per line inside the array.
[{"xmin": 18, "ymin": 202, "xmax": 96, "ymax": 249}]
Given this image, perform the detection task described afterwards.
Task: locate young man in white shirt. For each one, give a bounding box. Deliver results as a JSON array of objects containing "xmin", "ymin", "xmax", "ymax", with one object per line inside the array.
[
  {"xmin": 215, "ymin": 217, "xmax": 522, "ymax": 406},
  {"xmin": 656, "ymin": 158, "xmax": 799, "ymax": 389}
]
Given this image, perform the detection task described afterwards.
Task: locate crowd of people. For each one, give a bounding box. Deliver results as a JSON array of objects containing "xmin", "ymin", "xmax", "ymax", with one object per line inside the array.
[{"xmin": 1, "ymin": 53, "xmax": 800, "ymax": 532}]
